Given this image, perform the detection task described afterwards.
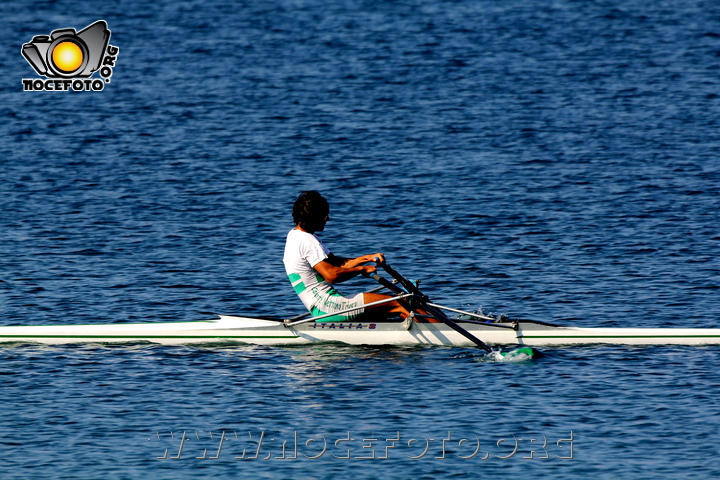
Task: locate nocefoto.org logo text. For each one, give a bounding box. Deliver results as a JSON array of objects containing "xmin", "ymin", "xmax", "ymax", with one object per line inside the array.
[{"xmin": 21, "ymin": 20, "xmax": 119, "ymax": 92}]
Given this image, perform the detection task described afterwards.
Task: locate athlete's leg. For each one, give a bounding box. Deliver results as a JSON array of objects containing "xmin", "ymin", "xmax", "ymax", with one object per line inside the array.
[
  {"xmin": 363, "ymin": 292, "xmax": 441, "ymax": 322},
  {"xmin": 363, "ymin": 292, "xmax": 411, "ymax": 318}
]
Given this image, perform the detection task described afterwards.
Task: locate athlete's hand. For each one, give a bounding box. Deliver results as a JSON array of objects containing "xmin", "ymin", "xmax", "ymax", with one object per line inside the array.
[
  {"xmin": 362, "ymin": 265, "xmax": 377, "ymax": 277},
  {"xmin": 369, "ymin": 253, "xmax": 385, "ymax": 265}
]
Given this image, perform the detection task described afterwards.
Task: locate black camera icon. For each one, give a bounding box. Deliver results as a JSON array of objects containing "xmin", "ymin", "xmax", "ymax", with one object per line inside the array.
[{"xmin": 22, "ymin": 20, "xmax": 110, "ymax": 78}]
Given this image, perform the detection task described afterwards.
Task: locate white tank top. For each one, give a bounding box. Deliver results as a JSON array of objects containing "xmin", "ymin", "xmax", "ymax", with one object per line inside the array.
[{"xmin": 282, "ymin": 229, "xmax": 340, "ymax": 310}]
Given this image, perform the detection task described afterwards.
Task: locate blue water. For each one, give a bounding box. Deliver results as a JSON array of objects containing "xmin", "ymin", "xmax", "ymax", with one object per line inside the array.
[{"xmin": 1, "ymin": 0, "xmax": 719, "ymax": 478}]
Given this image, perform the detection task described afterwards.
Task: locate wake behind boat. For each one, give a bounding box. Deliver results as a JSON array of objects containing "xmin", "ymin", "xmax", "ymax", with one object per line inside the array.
[{"xmin": 1, "ymin": 263, "xmax": 719, "ymax": 349}]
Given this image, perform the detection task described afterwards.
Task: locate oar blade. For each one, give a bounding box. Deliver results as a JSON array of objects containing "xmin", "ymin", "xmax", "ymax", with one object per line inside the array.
[{"xmin": 499, "ymin": 346, "xmax": 542, "ymax": 360}]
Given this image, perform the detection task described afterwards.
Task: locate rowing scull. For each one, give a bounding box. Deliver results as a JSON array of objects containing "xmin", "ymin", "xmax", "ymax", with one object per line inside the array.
[
  {"xmin": 1, "ymin": 315, "xmax": 719, "ymax": 347},
  {"xmin": 3, "ymin": 263, "xmax": 717, "ymax": 349}
]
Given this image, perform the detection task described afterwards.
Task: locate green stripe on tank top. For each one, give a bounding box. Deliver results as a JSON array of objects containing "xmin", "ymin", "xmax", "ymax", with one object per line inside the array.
[
  {"xmin": 288, "ymin": 273, "xmax": 306, "ymax": 294},
  {"xmin": 310, "ymin": 306, "xmax": 351, "ymax": 323},
  {"xmin": 312, "ymin": 273, "xmax": 341, "ymax": 296}
]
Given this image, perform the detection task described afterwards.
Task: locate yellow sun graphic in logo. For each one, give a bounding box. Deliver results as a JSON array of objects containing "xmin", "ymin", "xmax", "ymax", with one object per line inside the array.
[{"xmin": 52, "ymin": 41, "xmax": 84, "ymax": 73}]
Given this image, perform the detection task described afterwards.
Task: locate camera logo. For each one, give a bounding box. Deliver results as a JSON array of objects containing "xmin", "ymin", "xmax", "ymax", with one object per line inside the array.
[{"xmin": 22, "ymin": 20, "xmax": 119, "ymax": 92}]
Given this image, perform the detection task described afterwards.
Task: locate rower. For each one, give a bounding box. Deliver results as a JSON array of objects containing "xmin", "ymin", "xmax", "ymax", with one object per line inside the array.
[{"xmin": 283, "ymin": 191, "xmax": 413, "ymax": 322}]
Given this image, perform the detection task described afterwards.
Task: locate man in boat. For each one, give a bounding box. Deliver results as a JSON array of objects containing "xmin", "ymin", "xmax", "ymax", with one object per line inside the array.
[{"xmin": 283, "ymin": 191, "xmax": 413, "ymax": 322}]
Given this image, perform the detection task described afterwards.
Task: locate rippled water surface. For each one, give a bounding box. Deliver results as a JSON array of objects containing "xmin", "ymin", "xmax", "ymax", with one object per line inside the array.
[{"xmin": 1, "ymin": 0, "xmax": 719, "ymax": 478}]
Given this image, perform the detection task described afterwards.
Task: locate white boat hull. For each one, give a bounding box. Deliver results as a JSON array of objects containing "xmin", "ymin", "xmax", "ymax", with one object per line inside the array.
[{"xmin": 1, "ymin": 315, "xmax": 720, "ymax": 347}]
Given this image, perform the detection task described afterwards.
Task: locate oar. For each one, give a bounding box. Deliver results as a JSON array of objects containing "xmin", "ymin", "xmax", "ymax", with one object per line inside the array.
[
  {"xmin": 382, "ymin": 263, "xmax": 541, "ymax": 359},
  {"xmin": 370, "ymin": 263, "xmax": 494, "ymax": 353}
]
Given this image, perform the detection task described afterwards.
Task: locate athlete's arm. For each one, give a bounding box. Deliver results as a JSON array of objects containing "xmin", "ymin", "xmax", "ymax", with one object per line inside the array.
[
  {"xmin": 326, "ymin": 253, "xmax": 385, "ymax": 268},
  {"xmin": 313, "ymin": 260, "xmax": 375, "ymax": 284}
]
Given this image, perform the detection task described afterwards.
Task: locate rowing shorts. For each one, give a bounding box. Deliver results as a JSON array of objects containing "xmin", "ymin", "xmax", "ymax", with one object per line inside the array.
[{"xmin": 310, "ymin": 291, "xmax": 365, "ymax": 322}]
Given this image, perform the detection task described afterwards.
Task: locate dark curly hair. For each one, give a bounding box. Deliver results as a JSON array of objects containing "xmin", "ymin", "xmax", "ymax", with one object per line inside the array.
[{"xmin": 292, "ymin": 191, "xmax": 329, "ymax": 230}]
